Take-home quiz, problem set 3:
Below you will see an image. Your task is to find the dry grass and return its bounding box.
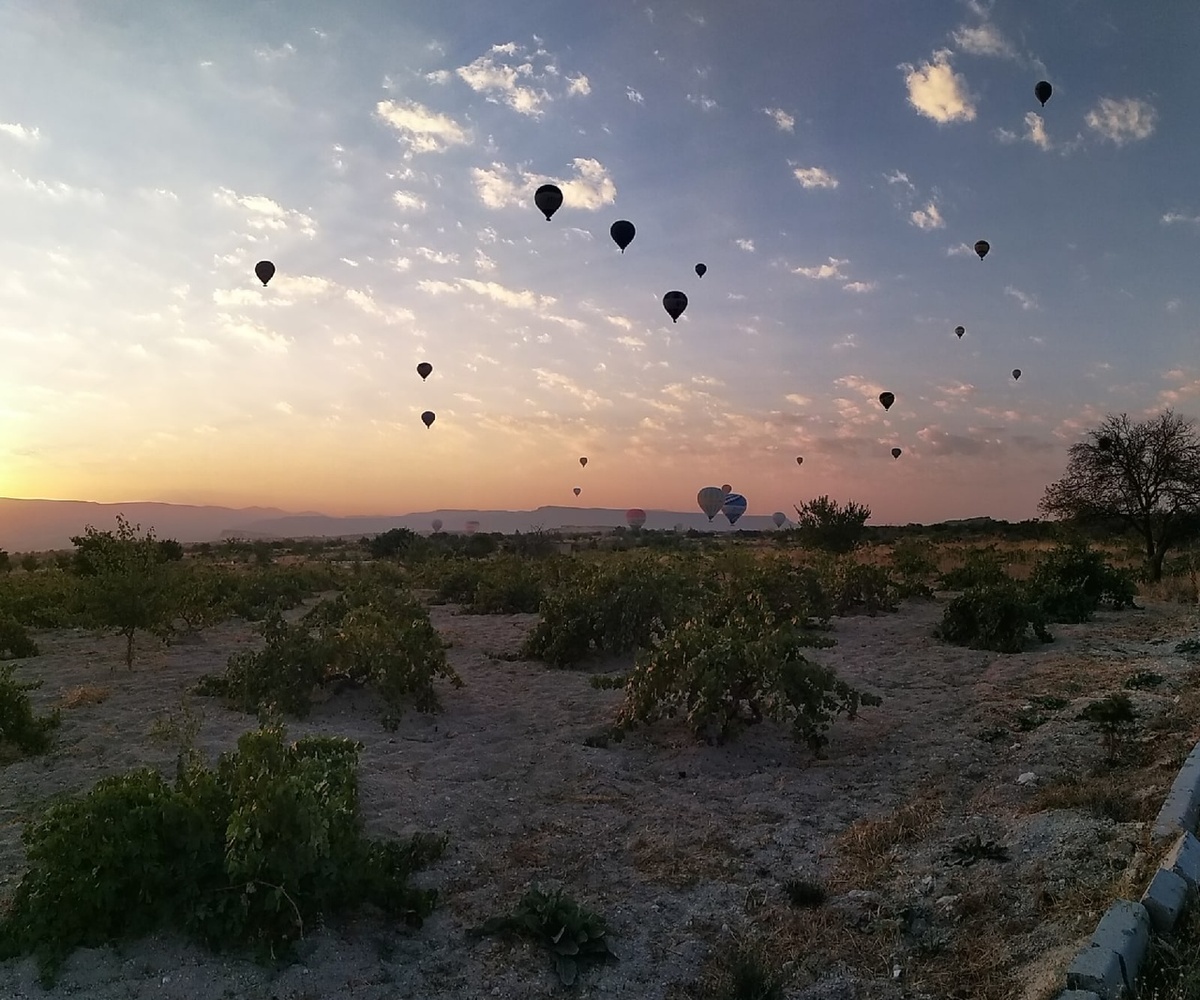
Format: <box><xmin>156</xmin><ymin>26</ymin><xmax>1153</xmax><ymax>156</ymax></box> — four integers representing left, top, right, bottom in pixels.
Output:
<box><xmin>626</xmin><ymin>816</ymin><xmax>745</xmax><ymax>889</ymax></box>
<box><xmin>58</xmin><ymin>684</ymin><xmax>111</xmax><ymax>709</ymax></box>
<box><xmin>827</xmin><ymin>785</ymin><xmax>947</xmax><ymax>890</ymax></box>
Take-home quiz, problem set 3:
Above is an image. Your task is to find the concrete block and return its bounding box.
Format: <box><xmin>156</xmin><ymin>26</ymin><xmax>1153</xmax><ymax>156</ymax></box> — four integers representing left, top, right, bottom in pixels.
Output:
<box><xmin>1141</xmin><ymin>867</ymin><xmax>1190</xmax><ymax>933</ymax></box>
<box><xmin>1152</xmin><ymin>739</ymin><xmax>1200</xmax><ymax>841</ymax></box>
<box><xmin>1090</xmin><ymin>900</ymin><xmax>1150</xmax><ymax>990</ymax></box>
<box><xmin>1163</xmin><ymin>831</ymin><xmax>1200</xmax><ymax>889</ymax></box>
<box><xmin>1066</xmin><ymin>945</ymin><xmax>1125</xmax><ymax>999</ymax></box>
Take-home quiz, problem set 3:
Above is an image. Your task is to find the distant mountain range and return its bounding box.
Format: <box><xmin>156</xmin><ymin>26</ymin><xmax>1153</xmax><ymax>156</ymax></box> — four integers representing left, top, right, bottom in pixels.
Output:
<box><xmin>0</xmin><ymin>498</ymin><xmax>786</xmax><ymax>551</ymax></box>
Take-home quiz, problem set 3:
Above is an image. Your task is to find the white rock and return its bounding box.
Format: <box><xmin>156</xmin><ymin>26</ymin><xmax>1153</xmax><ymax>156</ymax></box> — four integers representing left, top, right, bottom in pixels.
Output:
<box><xmin>1017</xmin><ymin>771</ymin><xmax>1038</xmax><ymax>785</ymax></box>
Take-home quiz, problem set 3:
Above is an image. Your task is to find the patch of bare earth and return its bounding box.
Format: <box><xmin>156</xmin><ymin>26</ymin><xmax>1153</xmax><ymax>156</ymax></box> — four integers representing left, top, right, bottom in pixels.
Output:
<box><xmin>1</xmin><ymin>593</ymin><xmax>1198</xmax><ymax>999</ymax></box>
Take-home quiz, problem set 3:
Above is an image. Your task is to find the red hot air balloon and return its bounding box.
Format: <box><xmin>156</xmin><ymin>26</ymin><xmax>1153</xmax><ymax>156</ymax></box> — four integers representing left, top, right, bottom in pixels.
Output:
<box><xmin>663</xmin><ymin>291</ymin><xmax>688</xmax><ymax>322</ymax></box>
<box><xmin>255</xmin><ymin>261</ymin><xmax>275</xmax><ymax>286</ymax></box>
<box><xmin>879</xmin><ymin>392</ymin><xmax>895</xmax><ymax>411</ymax></box>
<box><xmin>534</xmin><ymin>184</ymin><xmax>563</xmax><ymax>221</ymax></box>
<box><xmin>421</xmin><ymin>411</ymin><xmax>436</xmax><ymax>428</ymax></box>
<box><xmin>610</xmin><ymin>220</ymin><xmax>635</xmax><ymax>252</ymax></box>
<box><xmin>626</xmin><ymin>508</ymin><xmax>647</xmax><ymax>529</ymax></box>
<box><xmin>974</xmin><ymin>240</ymin><xmax>990</xmax><ymax>261</ymax></box>
<box><xmin>417</xmin><ymin>362</ymin><xmax>432</xmax><ymax>381</ymax></box>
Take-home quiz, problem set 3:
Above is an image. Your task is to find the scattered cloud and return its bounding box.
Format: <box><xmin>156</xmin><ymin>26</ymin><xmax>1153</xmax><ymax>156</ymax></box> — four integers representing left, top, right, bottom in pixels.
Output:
<box><xmin>791</xmin><ymin>165</ymin><xmax>838</xmax><ymax>190</ymax></box>
<box><xmin>733</xmin><ymin>239</ymin><xmax>756</xmax><ymax>253</ymax></box>
<box><xmin>885</xmin><ymin>170</ymin><xmax>915</xmax><ymax>192</ymax></box>
<box><xmin>910</xmin><ymin>201</ymin><xmax>944</xmax><ymax>229</ymax></box>
<box><xmin>762</xmin><ymin>107</ymin><xmax>795</xmax><ymax>132</ymax></box>
<box><xmin>900</xmin><ymin>50</ymin><xmax>977</xmax><ymax>124</ymax></box>
<box><xmin>214</xmin><ymin>187</ymin><xmax>317</xmax><ymax>237</ymax></box>
<box><xmin>7</xmin><ymin>171</ymin><xmax>104</xmax><ymax>206</ymax></box>
<box><xmin>687</xmin><ymin>94</ymin><xmax>718</xmax><ymax>111</ymax></box>
<box><xmin>1005</xmin><ymin>286</ymin><xmax>1038</xmax><ymax>310</ymax></box>
<box><xmin>424</xmin><ymin>69</ymin><xmax>452</xmax><ymax>84</ymax></box>
<box><xmin>414</xmin><ymin>246</ymin><xmax>459</xmax><ymax>265</ymax></box>
<box><xmin>626</xmin><ymin>87</ymin><xmax>644</xmax><ymax>104</ymax></box>
<box><xmin>217</xmin><ymin>314</ymin><xmax>290</xmax><ymax>354</ymax></box>
<box><xmin>793</xmin><ymin>257</ymin><xmax>849</xmax><ymax>280</ymax></box>
<box><xmin>1161</xmin><ymin>212</ymin><xmax>1200</xmax><ymax>226</ymax></box>
<box><xmin>0</xmin><ymin>122</ymin><xmax>40</xmax><ymax>143</ymax></box>
<box><xmin>1085</xmin><ymin>97</ymin><xmax>1157</xmax><ymax>146</ymax></box>
<box><xmin>951</xmin><ymin>23</ymin><xmax>1016</xmax><ymax>59</ymax></box>
<box><xmin>996</xmin><ymin>111</ymin><xmax>1051</xmax><ymax>151</ymax></box>
<box><xmin>533</xmin><ymin>368</ymin><xmax>610</xmax><ymax>410</ymax></box>
<box><xmin>374</xmin><ymin>99</ymin><xmax>471</xmax><ymax>155</ymax></box>
<box><xmin>843</xmin><ymin>281</ymin><xmax>877</xmax><ymax>293</ymax></box>
<box><xmin>566</xmin><ymin>73</ymin><xmax>591</xmax><ymax>96</ymax></box>
<box><xmin>472</xmin><ymin>157</ymin><xmax>616</xmax><ymax>211</ymax></box>
<box><xmin>391</xmin><ymin>190</ymin><xmax>427</xmax><ymax>211</ymax></box>
<box><xmin>455</xmin><ymin>43</ymin><xmax>553</xmax><ymax>117</ymax></box>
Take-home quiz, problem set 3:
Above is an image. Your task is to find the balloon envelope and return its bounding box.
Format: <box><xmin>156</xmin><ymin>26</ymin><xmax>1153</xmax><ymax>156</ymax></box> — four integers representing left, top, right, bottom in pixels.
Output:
<box><xmin>772</xmin><ymin>511</ymin><xmax>786</xmax><ymax>528</ymax></box>
<box><xmin>626</xmin><ymin>508</ymin><xmax>647</xmax><ymax>529</ymax></box>
<box><xmin>697</xmin><ymin>486</ymin><xmax>724</xmax><ymax>521</ymax></box>
<box><xmin>663</xmin><ymin>291</ymin><xmax>688</xmax><ymax>322</ymax></box>
<box><xmin>974</xmin><ymin>240</ymin><xmax>990</xmax><ymax>260</ymax></box>
<box><xmin>534</xmin><ymin>184</ymin><xmax>563</xmax><ymax>221</ymax></box>
<box><xmin>417</xmin><ymin>362</ymin><xmax>432</xmax><ymax>380</ymax></box>
<box><xmin>1035</xmin><ymin>81</ymin><xmax>1052</xmax><ymax>106</ymax></box>
<box><xmin>721</xmin><ymin>493</ymin><xmax>748</xmax><ymax>526</ymax></box>
<box><xmin>954</xmin><ymin>326</ymin><xmax>965</xmax><ymax>339</ymax></box>
<box><xmin>695</xmin><ymin>263</ymin><xmax>707</xmax><ymax>278</ymax></box>
<box><xmin>1012</xmin><ymin>369</ymin><xmax>1022</xmax><ymax>381</ymax></box>
<box><xmin>431</xmin><ymin>519</ymin><xmax>443</xmax><ymax>532</ymax></box>
<box><xmin>254</xmin><ymin>260</ymin><xmax>275</xmax><ymax>286</ymax></box>
<box><xmin>421</xmin><ymin>410</ymin><xmax>435</xmax><ymax>428</ymax></box>
<box><xmin>579</xmin><ymin>456</ymin><xmax>587</xmax><ymax>467</ymax></box>
<box><xmin>892</xmin><ymin>448</ymin><xmax>902</xmax><ymax>459</ymax></box>
<box><xmin>879</xmin><ymin>392</ymin><xmax>895</xmax><ymax>411</ymax></box>
<box><xmin>464</xmin><ymin>520</ymin><xmax>479</xmax><ymax>535</ymax></box>
<box><xmin>610</xmin><ymin>220</ymin><xmax>635</xmax><ymax>252</ymax></box>
<box><xmin>721</xmin><ymin>484</ymin><xmax>732</xmax><ymax>496</ymax></box>
<box><xmin>796</xmin><ymin>456</ymin><xmax>803</xmax><ymax>466</ymax></box>
<box><xmin>573</xmin><ymin>487</ymin><xmax>581</xmax><ymax>496</ymax></box>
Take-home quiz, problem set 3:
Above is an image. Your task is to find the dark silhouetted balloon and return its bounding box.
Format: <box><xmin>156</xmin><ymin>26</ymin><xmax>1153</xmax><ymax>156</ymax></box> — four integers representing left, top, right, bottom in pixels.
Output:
<box><xmin>879</xmin><ymin>392</ymin><xmax>895</xmax><ymax>411</ymax></box>
<box><xmin>721</xmin><ymin>484</ymin><xmax>732</xmax><ymax>496</ymax></box>
<box><xmin>955</xmin><ymin>325</ymin><xmax>965</xmax><ymax>339</ymax></box>
<box><xmin>697</xmin><ymin>486</ymin><xmax>724</xmax><ymax>520</ymax></box>
<box><xmin>573</xmin><ymin>487</ymin><xmax>581</xmax><ymax>497</ymax></box>
<box><xmin>255</xmin><ymin>261</ymin><xmax>275</xmax><ymax>286</ymax></box>
<box><xmin>772</xmin><ymin>511</ymin><xmax>786</xmax><ymax>528</ymax></box>
<box><xmin>417</xmin><ymin>362</ymin><xmax>432</xmax><ymax>381</ymax></box>
<box><xmin>421</xmin><ymin>410</ymin><xmax>435</xmax><ymax>428</ymax></box>
<box><xmin>663</xmin><ymin>290</ymin><xmax>688</xmax><ymax>322</ymax></box>
<box><xmin>1012</xmin><ymin>369</ymin><xmax>1022</xmax><ymax>381</ymax></box>
<box><xmin>796</xmin><ymin>456</ymin><xmax>803</xmax><ymax>466</ymax></box>
<box><xmin>974</xmin><ymin>240</ymin><xmax>990</xmax><ymax>261</ymax></box>
<box><xmin>610</xmin><ymin>220</ymin><xmax>635</xmax><ymax>252</ymax></box>
<box><xmin>626</xmin><ymin>508</ymin><xmax>647</xmax><ymax>529</ymax></box>
<box><xmin>892</xmin><ymin>447</ymin><xmax>902</xmax><ymax>459</ymax></box>
<box><xmin>695</xmin><ymin>263</ymin><xmax>707</xmax><ymax>278</ymax></box>
<box><xmin>431</xmin><ymin>518</ymin><xmax>443</xmax><ymax>532</ymax></box>
<box><xmin>534</xmin><ymin>184</ymin><xmax>563</xmax><ymax>221</ymax></box>
<box><xmin>579</xmin><ymin>456</ymin><xmax>587</xmax><ymax>467</ymax></box>
<box><xmin>1035</xmin><ymin>81</ymin><xmax>1053</xmax><ymax>107</ymax></box>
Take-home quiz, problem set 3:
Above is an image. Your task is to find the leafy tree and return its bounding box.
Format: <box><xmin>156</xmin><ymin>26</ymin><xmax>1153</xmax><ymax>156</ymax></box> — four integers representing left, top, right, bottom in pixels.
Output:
<box><xmin>19</xmin><ymin>554</ymin><xmax>38</xmax><ymax>573</ymax></box>
<box><xmin>367</xmin><ymin>527</ymin><xmax>419</xmax><ymax>559</ymax></box>
<box><xmin>71</xmin><ymin>516</ymin><xmax>175</xmax><ymax>669</ymax></box>
<box><xmin>792</xmin><ymin>496</ymin><xmax>872</xmax><ymax>554</ymax></box>
<box><xmin>0</xmin><ymin>550</ymin><xmax>9</xmax><ymax>574</ymax></box>
<box><xmin>1039</xmin><ymin>410</ymin><xmax>1200</xmax><ymax>581</ymax></box>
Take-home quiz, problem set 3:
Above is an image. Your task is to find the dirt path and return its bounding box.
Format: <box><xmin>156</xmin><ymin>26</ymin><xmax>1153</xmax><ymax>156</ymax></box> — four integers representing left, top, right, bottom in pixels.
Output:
<box><xmin>2</xmin><ymin>594</ymin><xmax>1198</xmax><ymax>999</ymax></box>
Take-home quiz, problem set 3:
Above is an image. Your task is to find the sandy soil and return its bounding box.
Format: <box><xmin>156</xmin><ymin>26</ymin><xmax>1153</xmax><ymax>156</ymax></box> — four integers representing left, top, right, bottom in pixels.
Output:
<box><xmin>2</xmin><ymin>592</ymin><xmax>1199</xmax><ymax>1000</ymax></box>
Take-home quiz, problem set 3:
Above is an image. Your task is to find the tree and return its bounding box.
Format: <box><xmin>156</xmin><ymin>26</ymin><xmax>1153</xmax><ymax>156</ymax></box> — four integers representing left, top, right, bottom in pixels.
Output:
<box><xmin>0</xmin><ymin>550</ymin><xmax>10</xmax><ymax>574</ymax></box>
<box><xmin>792</xmin><ymin>496</ymin><xmax>872</xmax><ymax>554</ymax></box>
<box><xmin>70</xmin><ymin>516</ymin><xmax>175</xmax><ymax>669</ymax></box>
<box><xmin>1039</xmin><ymin>410</ymin><xmax>1200</xmax><ymax>581</ymax></box>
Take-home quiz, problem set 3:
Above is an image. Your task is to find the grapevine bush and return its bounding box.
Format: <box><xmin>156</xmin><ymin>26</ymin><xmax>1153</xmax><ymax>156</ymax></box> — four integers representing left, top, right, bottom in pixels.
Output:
<box><xmin>0</xmin><ymin>662</ymin><xmax>60</xmax><ymax>762</ymax></box>
<box><xmin>934</xmin><ymin>582</ymin><xmax>1053</xmax><ymax>653</ymax></box>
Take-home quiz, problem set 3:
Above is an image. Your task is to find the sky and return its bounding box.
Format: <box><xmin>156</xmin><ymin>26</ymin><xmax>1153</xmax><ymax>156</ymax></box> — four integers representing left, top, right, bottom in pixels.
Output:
<box><xmin>0</xmin><ymin>0</ymin><xmax>1197</xmax><ymax>524</ymax></box>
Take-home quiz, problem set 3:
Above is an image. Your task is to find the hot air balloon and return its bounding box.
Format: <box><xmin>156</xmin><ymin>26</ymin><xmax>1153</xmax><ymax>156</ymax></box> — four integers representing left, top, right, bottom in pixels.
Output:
<box><xmin>721</xmin><ymin>484</ymin><xmax>732</xmax><ymax>496</ymax></box>
<box><xmin>255</xmin><ymin>261</ymin><xmax>275</xmax><ymax>286</ymax></box>
<box><xmin>464</xmin><ymin>520</ymin><xmax>480</xmax><ymax>535</ymax></box>
<box><xmin>579</xmin><ymin>457</ymin><xmax>588</xmax><ymax>467</ymax></box>
<box><xmin>626</xmin><ymin>508</ymin><xmax>646</xmax><ymax>530</ymax></box>
<box><xmin>417</xmin><ymin>362</ymin><xmax>433</xmax><ymax>381</ymax></box>
<box><xmin>796</xmin><ymin>456</ymin><xmax>804</xmax><ymax>466</ymax></box>
<box><xmin>573</xmin><ymin>487</ymin><xmax>581</xmax><ymax>497</ymax></box>
<box><xmin>974</xmin><ymin>240</ymin><xmax>990</xmax><ymax>261</ymax></box>
<box><xmin>695</xmin><ymin>263</ymin><xmax>707</xmax><ymax>278</ymax></box>
<box><xmin>421</xmin><ymin>411</ymin><xmax>436</xmax><ymax>428</ymax></box>
<box><xmin>1012</xmin><ymin>369</ymin><xmax>1022</xmax><ymax>381</ymax></box>
<box><xmin>431</xmin><ymin>518</ymin><xmax>443</xmax><ymax>532</ymax></box>
<box><xmin>674</xmin><ymin>522</ymin><xmax>684</xmax><ymax>533</ymax></box>
<box><xmin>534</xmin><ymin>184</ymin><xmax>563</xmax><ymax>221</ymax></box>
<box><xmin>610</xmin><ymin>220</ymin><xmax>635</xmax><ymax>252</ymax></box>
<box><xmin>879</xmin><ymin>392</ymin><xmax>895</xmax><ymax>411</ymax></box>
<box><xmin>663</xmin><ymin>291</ymin><xmax>688</xmax><ymax>323</ymax></box>
<box><xmin>697</xmin><ymin>486</ymin><xmax>724</xmax><ymax>521</ymax></box>
<box><xmin>1098</xmin><ymin>436</ymin><xmax>1113</xmax><ymax>452</ymax></box>
<box><xmin>892</xmin><ymin>448</ymin><xmax>902</xmax><ymax>459</ymax></box>
<box><xmin>1034</xmin><ymin>81</ymin><xmax>1053</xmax><ymax>107</ymax></box>
<box><xmin>722</xmin><ymin>493</ymin><xmax>748</xmax><ymax>526</ymax></box>
<box><xmin>955</xmin><ymin>326</ymin><xmax>965</xmax><ymax>339</ymax></box>
<box><xmin>772</xmin><ymin>511</ymin><xmax>787</xmax><ymax>528</ymax></box>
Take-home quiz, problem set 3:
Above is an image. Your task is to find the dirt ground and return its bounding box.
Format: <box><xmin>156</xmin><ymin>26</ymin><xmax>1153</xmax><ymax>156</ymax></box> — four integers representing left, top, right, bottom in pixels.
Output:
<box><xmin>2</xmin><ymin>591</ymin><xmax>1199</xmax><ymax>1000</ymax></box>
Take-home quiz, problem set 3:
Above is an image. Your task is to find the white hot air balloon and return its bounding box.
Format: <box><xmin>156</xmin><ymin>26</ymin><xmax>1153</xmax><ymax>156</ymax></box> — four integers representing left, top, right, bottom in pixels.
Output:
<box><xmin>431</xmin><ymin>518</ymin><xmax>443</xmax><ymax>532</ymax></box>
<box><xmin>772</xmin><ymin>511</ymin><xmax>787</xmax><ymax>528</ymax></box>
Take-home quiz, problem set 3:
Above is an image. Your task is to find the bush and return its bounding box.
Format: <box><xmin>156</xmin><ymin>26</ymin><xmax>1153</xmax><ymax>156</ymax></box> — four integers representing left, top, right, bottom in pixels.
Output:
<box><xmin>935</xmin><ymin>582</ymin><xmax>1053</xmax><ymax>653</ymax></box>
<box><xmin>0</xmin><ymin>570</ymin><xmax>83</xmax><ymax>628</ymax></box>
<box><xmin>822</xmin><ymin>559</ymin><xmax>899</xmax><ymax>616</ymax></box>
<box><xmin>616</xmin><ymin>600</ymin><xmax>880</xmax><ymax>754</ymax></box>
<box><xmin>890</xmin><ymin>540</ymin><xmax>938</xmax><ymax>598</ymax></box>
<box><xmin>1027</xmin><ymin>539</ymin><xmax>1138</xmax><ymax>623</ymax></box>
<box><xmin>367</xmin><ymin>527</ymin><xmax>421</xmax><ymax>560</ymax></box>
<box><xmin>0</xmin><ymin>662</ymin><xmax>61</xmax><ymax>762</ymax></box>
<box><xmin>938</xmin><ymin>545</ymin><xmax>1010</xmax><ymax>590</ymax></box>
<box><xmin>0</xmin><ymin>613</ymin><xmax>39</xmax><ymax>659</ymax></box>
<box><xmin>792</xmin><ymin>496</ymin><xmax>872</xmax><ymax>554</ymax></box>
<box><xmin>424</xmin><ymin>556</ymin><xmax>551</xmax><ymax>614</ymax></box>
<box><xmin>226</xmin><ymin>562</ymin><xmax>342</xmax><ymax>621</ymax></box>
<box><xmin>0</xmin><ymin>725</ymin><xmax>444</xmax><ymax>984</ymax></box>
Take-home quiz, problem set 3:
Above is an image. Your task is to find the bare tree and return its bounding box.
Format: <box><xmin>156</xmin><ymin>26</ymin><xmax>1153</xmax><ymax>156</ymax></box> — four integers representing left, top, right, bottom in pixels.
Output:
<box><xmin>1039</xmin><ymin>410</ymin><xmax>1200</xmax><ymax>580</ymax></box>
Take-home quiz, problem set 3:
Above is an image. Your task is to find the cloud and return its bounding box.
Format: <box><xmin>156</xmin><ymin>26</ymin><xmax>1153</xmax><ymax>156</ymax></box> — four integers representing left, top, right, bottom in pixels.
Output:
<box><xmin>344</xmin><ymin>289</ymin><xmax>415</xmax><ymax>324</ymax></box>
<box><xmin>910</xmin><ymin>201</ymin><xmax>944</xmax><ymax>229</ymax></box>
<box><xmin>762</xmin><ymin>107</ymin><xmax>795</xmax><ymax>132</ymax></box>
<box><xmin>996</xmin><ymin>111</ymin><xmax>1052</xmax><ymax>151</ymax></box>
<box><xmin>474</xmin><ymin>249</ymin><xmax>497</xmax><ymax>271</ymax></box>
<box><xmin>533</xmin><ymin>368</ymin><xmax>610</xmax><ymax>410</ymax></box>
<box><xmin>885</xmin><ymin>170</ymin><xmax>915</xmax><ymax>192</ymax></box>
<box><xmin>626</xmin><ymin>87</ymin><xmax>644</xmax><ymax>104</ymax></box>
<box><xmin>792</xmin><ymin>165</ymin><xmax>838</xmax><ymax>190</ymax></box>
<box><xmin>1004</xmin><ymin>285</ymin><xmax>1038</xmax><ymax>310</ymax></box>
<box><xmin>735</xmin><ymin>238</ymin><xmax>755</xmax><ymax>252</ymax></box>
<box><xmin>1085</xmin><ymin>97</ymin><xmax>1157</xmax><ymax>146</ymax></box>
<box><xmin>472</xmin><ymin>158</ymin><xmax>616</xmax><ymax>212</ymax></box>
<box><xmin>1163</xmin><ymin>212</ymin><xmax>1200</xmax><ymax>226</ymax></box>
<box><xmin>214</xmin><ymin>187</ymin><xmax>317</xmax><ymax>237</ymax></box>
<box><xmin>414</xmin><ymin>246</ymin><xmax>459</xmax><ymax>265</ymax></box>
<box><xmin>687</xmin><ymin>94</ymin><xmax>718</xmax><ymax>111</ymax></box>
<box><xmin>843</xmin><ymin>281</ymin><xmax>877</xmax><ymax>293</ymax></box>
<box><xmin>7</xmin><ymin>170</ymin><xmax>104</xmax><ymax>206</ymax></box>
<box><xmin>900</xmin><ymin>50</ymin><xmax>976</xmax><ymax>124</ymax></box>
<box><xmin>391</xmin><ymin>190</ymin><xmax>427</xmax><ymax>211</ymax></box>
<box><xmin>456</xmin><ymin>50</ymin><xmax>549</xmax><ymax>117</ymax></box>
<box><xmin>375</xmin><ymin>99</ymin><xmax>470</xmax><ymax>155</ymax></box>
<box><xmin>946</xmin><ymin>242</ymin><xmax>976</xmax><ymax>257</ymax></box>
<box><xmin>254</xmin><ymin>43</ymin><xmax>296</xmax><ymax>62</ymax></box>
<box><xmin>217</xmin><ymin>314</ymin><xmax>290</xmax><ymax>354</ymax></box>
<box><xmin>951</xmin><ymin>23</ymin><xmax>1016</xmax><ymax>58</ymax></box>
<box><xmin>916</xmin><ymin>425</ymin><xmax>997</xmax><ymax>456</ymax></box>
<box><xmin>616</xmin><ymin>336</ymin><xmax>646</xmax><ymax>349</ymax></box>
<box><xmin>0</xmin><ymin>122</ymin><xmax>40</xmax><ymax>143</ymax></box>
<box><xmin>567</xmin><ymin>73</ymin><xmax>591</xmax><ymax>96</ymax></box>
<box><xmin>785</xmin><ymin>394</ymin><xmax>811</xmax><ymax>407</ymax></box>
<box><xmin>793</xmin><ymin>257</ymin><xmax>849</xmax><ymax>280</ymax></box>
<box><xmin>424</xmin><ymin>69</ymin><xmax>452</xmax><ymax>84</ymax></box>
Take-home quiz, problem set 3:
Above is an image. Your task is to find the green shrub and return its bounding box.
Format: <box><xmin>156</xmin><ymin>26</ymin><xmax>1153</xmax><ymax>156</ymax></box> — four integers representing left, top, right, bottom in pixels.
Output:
<box><xmin>425</xmin><ymin>556</ymin><xmax>551</xmax><ymax>614</ymax></box>
<box><xmin>938</xmin><ymin>545</ymin><xmax>1010</xmax><ymax>590</ymax></box>
<box><xmin>226</xmin><ymin>563</ymin><xmax>341</xmax><ymax>622</ymax></box>
<box><xmin>0</xmin><ymin>726</ymin><xmax>444</xmax><ymax>984</ymax></box>
<box><xmin>0</xmin><ymin>663</ymin><xmax>60</xmax><ymax>762</ymax></box>
<box><xmin>1079</xmin><ymin>693</ymin><xmax>1138</xmax><ymax>763</ymax></box>
<box><xmin>934</xmin><ymin>582</ymin><xmax>1053</xmax><ymax>653</ymax></box>
<box><xmin>823</xmin><ymin>559</ymin><xmax>899</xmax><ymax>616</ymax></box>
<box><xmin>792</xmin><ymin>495</ymin><xmax>871</xmax><ymax>554</ymax></box>
<box><xmin>616</xmin><ymin>600</ymin><xmax>880</xmax><ymax>754</ymax></box>
<box><xmin>0</xmin><ymin>570</ymin><xmax>84</xmax><ymax>628</ymax></box>
<box><xmin>890</xmin><ymin>539</ymin><xmax>938</xmax><ymax>598</ymax></box>
<box><xmin>0</xmin><ymin>613</ymin><xmax>39</xmax><ymax>659</ymax></box>
<box><xmin>1027</xmin><ymin>540</ymin><xmax>1138</xmax><ymax>623</ymax></box>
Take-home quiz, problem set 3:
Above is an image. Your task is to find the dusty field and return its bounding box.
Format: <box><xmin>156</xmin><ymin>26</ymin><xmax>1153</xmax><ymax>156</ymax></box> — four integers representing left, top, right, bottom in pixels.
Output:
<box><xmin>2</xmin><ymin>591</ymin><xmax>1199</xmax><ymax>1000</ymax></box>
